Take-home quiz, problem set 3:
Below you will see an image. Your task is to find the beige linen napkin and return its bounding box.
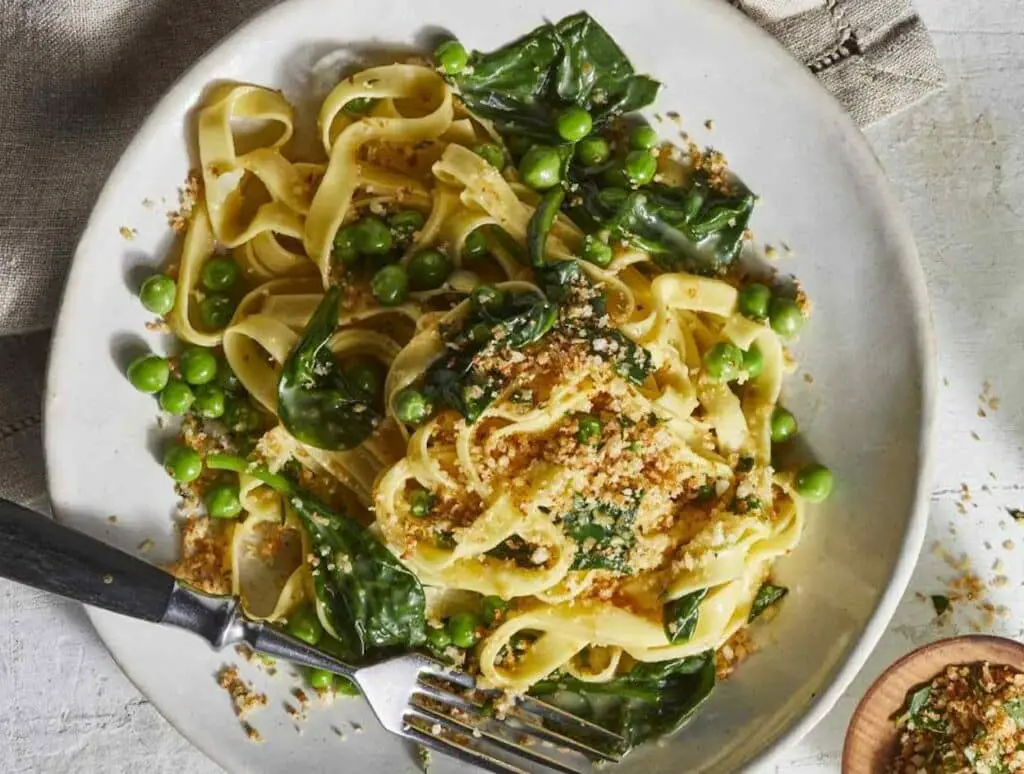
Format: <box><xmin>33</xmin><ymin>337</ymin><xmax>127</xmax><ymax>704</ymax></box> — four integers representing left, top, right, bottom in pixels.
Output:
<box><xmin>0</xmin><ymin>0</ymin><xmax>943</xmax><ymax>510</ymax></box>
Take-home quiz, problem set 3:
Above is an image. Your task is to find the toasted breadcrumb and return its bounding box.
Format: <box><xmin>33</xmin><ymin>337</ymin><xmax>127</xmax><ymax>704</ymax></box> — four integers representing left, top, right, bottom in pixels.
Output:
<box><xmin>217</xmin><ymin>665</ymin><xmax>268</xmax><ymax>719</ymax></box>
<box><xmin>167</xmin><ymin>171</ymin><xmax>201</xmax><ymax>233</ymax></box>
<box><xmin>889</xmin><ymin>662</ymin><xmax>1024</xmax><ymax>774</ymax></box>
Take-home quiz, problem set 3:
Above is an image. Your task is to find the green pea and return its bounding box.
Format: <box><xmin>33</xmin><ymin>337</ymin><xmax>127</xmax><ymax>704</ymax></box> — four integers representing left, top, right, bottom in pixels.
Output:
<box><xmin>518</xmin><ymin>146</ymin><xmax>562</xmax><ymax>191</ymax></box>
<box><xmin>463</xmin><ymin>228</ymin><xmax>488</xmax><ymax>259</ymax></box>
<box><xmin>407</xmin><ymin>249</ymin><xmax>451</xmax><ymax>291</ymax></box>
<box><xmin>575</xmin><ymin>136</ymin><xmax>610</xmax><ymax>166</ymax></box>
<box><xmin>446</xmin><ymin>612</ymin><xmax>481</xmax><ymax>649</ymax></box>
<box><xmin>223</xmin><ymin>398</ymin><xmax>263</xmax><ymax>435</ymax></box>
<box><xmin>468</xmin><ymin>323</ymin><xmax>492</xmax><ymax>344</ymax></box>
<box><xmin>163</xmin><ymin>444</ymin><xmax>202</xmax><ymax>483</ymax></box>
<box><xmin>743</xmin><ymin>344</ymin><xmax>764</xmax><ymax>380</ymax></box>
<box><xmin>769</xmin><ymin>298</ymin><xmax>804</xmax><ymax>338</ymax></box>
<box><xmin>343</xmin><ymin>359</ymin><xmax>384</xmax><ymax>402</ymax></box>
<box><xmin>179</xmin><ymin>346</ymin><xmax>218</xmax><ymax>386</ymax></box>
<box><xmin>335</xmin><ymin>677</ymin><xmax>360</xmax><ymax>696</ymax></box>
<box><xmin>286</xmin><ymin>605</ymin><xmax>324</xmax><ymax>646</ymax></box>
<box><xmin>795</xmin><ymin>463</ymin><xmax>834</xmax><ymax>503</ymax></box>
<box><xmin>738</xmin><ymin>283</ymin><xmax>771</xmax><ymax>321</ymax></box>
<box><xmin>582</xmin><ymin>235</ymin><xmax>612</xmax><ymax>268</ymax></box>
<box><xmin>205</xmin><ymin>483</ymin><xmax>242</xmax><ymax>519</ymax></box>
<box><xmin>436</xmin><ymin>40</ymin><xmax>468</xmax><ymax>75</ymax></box>
<box><xmin>159</xmin><ymin>380</ymin><xmax>194</xmax><ymax>415</ymax></box>
<box><xmin>474</xmin><ymin>143</ymin><xmax>505</xmax><ymax>170</ymax></box>
<box><xmin>481</xmin><ymin>595</ymin><xmax>508</xmax><ymax>625</ymax></box>
<box><xmin>426</xmin><ymin>625</ymin><xmax>452</xmax><ymax>650</ymax></box>
<box><xmin>371</xmin><ymin>264</ymin><xmax>409</xmax><ymax>306</ymax></box>
<box><xmin>342</xmin><ymin>97</ymin><xmax>376</xmax><ymax>115</ymax></box>
<box><xmin>771</xmin><ymin>407</ymin><xmax>798</xmax><ymax>443</ymax></box>
<box><xmin>556</xmin><ymin>106</ymin><xmax>593</xmax><ymax>142</ymax></box>
<box><xmin>703</xmin><ymin>342</ymin><xmax>744</xmax><ymax>381</ymax></box>
<box><xmin>201</xmin><ymin>257</ymin><xmax>240</xmax><ymax>292</ymax></box>
<box><xmin>388</xmin><ymin>210</ymin><xmax>425</xmax><ymax>242</ymax></box>
<box><xmin>395</xmin><ymin>387</ymin><xmax>432</xmax><ymax>425</ymax></box>
<box><xmin>332</xmin><ymin>224</ymin><xmax>360</xmax><ymax>265</ymax></box>
<box><xmin>139</xmin><ymin>275</ymin><xmax>176</xmax><ymax>316</ymax></box>
<box><xmin>577</xmin><ymin>414</ymin><xmax>602</xmax><ymax>445</ymax></box>
<box><xmin>354</xmin><ymin>216</ymin><xmax>393</xmax><ymax>256</ymax></box>
<box><xmin>471</xmin><ymin>284</ymin><xmax>506</xmax><ymax>315</ymax></box>
<box><xmin>624</xmin><ymin>150</ymin><xmax>657</xmax><ymax>186</ymax></box>
<box><xmin>308</xmin><ymin>668</ymin><xmax>335</xmax><ymax>691</ymax></box>
<box><xmin>193</xmin><ymin>384</ymin><xmax>226</xmax><ymax>419</ymax></box>
<box><xmin>198</xmin><ymin>293</ymin><xmax>235</xmax><ymax>330</ymax></box>
<box><xmin>126</xmin><ymin>354</ymin><xmax>170</xmax><ymax>394</ymax></box>
<box><xmin>630</xmin><ymin>124</ymin><xmax>659</xmax><ymax>151</ymax></box>
<box><xmin>409</xmin><ymin>487</ymin><xmax>435</xmax><ymax>517</ymax></box>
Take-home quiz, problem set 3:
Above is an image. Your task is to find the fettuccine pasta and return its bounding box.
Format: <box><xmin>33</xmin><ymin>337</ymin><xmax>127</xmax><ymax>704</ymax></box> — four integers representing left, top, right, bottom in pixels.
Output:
<box><xmin>140</xmin><ymin>12</ymin><xmax>832</xmax><ymax>750</ymax></box>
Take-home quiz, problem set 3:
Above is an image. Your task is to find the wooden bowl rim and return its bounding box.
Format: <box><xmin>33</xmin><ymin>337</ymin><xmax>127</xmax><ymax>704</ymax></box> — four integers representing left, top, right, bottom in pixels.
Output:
<box><xmin>841</xmin><ymin>634</ymin><xmax>1024</xmax><ymax>773</ymax></box>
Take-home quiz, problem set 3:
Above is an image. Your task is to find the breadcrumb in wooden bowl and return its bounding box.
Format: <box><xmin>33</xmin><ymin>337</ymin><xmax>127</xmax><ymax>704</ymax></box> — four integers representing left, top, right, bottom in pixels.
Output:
<box><xmin>843</xmin><ymin>635</ymin><xmax>1024</xmax><ymax>774</ymax></box>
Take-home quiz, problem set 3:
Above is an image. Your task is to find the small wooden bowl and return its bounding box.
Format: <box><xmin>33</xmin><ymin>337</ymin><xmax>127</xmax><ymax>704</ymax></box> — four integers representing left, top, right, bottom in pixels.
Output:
<box><xmin>842</xmin><ymin>635</ymin><xmax>1024</xmax><ymax>774</ymax></box>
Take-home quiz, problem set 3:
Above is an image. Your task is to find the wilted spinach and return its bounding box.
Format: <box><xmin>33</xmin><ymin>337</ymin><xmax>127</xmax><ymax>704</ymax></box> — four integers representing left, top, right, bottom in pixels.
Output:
<box><xmin>531</xmin><ymin>650</ymin><xmax>716</xmax><ymax>746</ymax></box>
<box><xmin>421</xmin><ymin>288</ymin><xmax>557</xmax><ymax>423</ymax></box>
<box><xmin>577</xmin><ymin>179</ymin><xmax>755</xmax><ymax>273</ymax></box>
<box><xmin>527</xmin><ymin>187</ymin><xmax>567</xmax><ymax>267</ymax></box>
<box><xmin>278</xmin><ymin>287</ymin><xmax>379</xmax><ymax>450</ymax></box>
<box><xmin>930</xmin><ymin>594</ymin><xmax>950</xmax><ymax>617</ymax></box>
<box><xmin>1005</xmin><ymin>699</ymin><xmax>1024</xmax><ymax>725</ymax></box>
<box><xmin>663</xmin><ymin>588</ymin><xmax>708</xmax><ymax>643</ymax></box>
<box><xmin>447</xmin><ymin>12</ymin><xmax>659</xmax><ymax>142</ymax></box>
<box><xmin>748</xmin><ymin>582</ymin><xmax>788</xmax><ymax>623</ymax></box>
<box><xmin>534</xmin><ymin>261</ymin><xmax>654</xmax><ymax>386</ymax></box>
<box><xmin>562</xmin><ymin>492</ymin><xmax>642</xmax><ymax>572</ymax></box>
<box><xmin>290</xmin><ymin>490</ymin><xmax>426</xmax><ymax>658</ymax></box>
<box><xmin>895</xmin><ymin>684</ymin><xmax>947</xmax><ymax>734</ymax></box>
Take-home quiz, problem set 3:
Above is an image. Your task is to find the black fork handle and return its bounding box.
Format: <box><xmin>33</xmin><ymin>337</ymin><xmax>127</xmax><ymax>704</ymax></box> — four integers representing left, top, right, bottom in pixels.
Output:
<box><xmin>0</xmin><ymin>498</ymin><xmax>174</xmax><ymax>622</ymax></box>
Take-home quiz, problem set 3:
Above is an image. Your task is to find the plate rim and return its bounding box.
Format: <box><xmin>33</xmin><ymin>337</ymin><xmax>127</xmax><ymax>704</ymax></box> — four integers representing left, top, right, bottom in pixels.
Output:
<box><xmin>42</xmin><ymin>0</ymin><xmax>937</xmax><ymax>770</ymax></box>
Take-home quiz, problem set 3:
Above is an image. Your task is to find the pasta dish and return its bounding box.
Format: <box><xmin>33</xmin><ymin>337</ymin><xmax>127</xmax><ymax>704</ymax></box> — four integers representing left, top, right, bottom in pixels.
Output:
<box><xmin>125</xmin><ymin>11</ymin><xmax>834</xmax><ymax>748</ymax></box>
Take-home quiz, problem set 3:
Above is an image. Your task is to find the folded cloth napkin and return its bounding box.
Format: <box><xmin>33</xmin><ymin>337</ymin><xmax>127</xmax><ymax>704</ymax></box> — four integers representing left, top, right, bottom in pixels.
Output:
<box><xmin>0</xmin><ymin>0</ymin><xmax>944</xmax><ymax>510</ymax></box>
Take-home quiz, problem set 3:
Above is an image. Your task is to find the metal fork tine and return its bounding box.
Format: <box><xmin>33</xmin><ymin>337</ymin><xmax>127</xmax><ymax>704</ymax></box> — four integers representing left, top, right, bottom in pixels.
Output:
<box><xmin>403</xmin><ymin>709</ymin><xmax>527</xmax><ymax>774</ymax></box>
<box><xmin>415</xmin><ymin>674</ymin><xmax>623</xmax><ymax>763</ymax></box>
<box><xmin>516</xmin><ymin>694</ymin><xmax>628</xmax><ymax>750</ymax></box>
<box><xmin>420</xmin><ymin>661</ymin><xmax>477</xmax><ymax>689</ymax></box>
<box><xmin>410</xmin><ymin>694</ymin><xmax>588</xmax><ymax>774</ymax></box>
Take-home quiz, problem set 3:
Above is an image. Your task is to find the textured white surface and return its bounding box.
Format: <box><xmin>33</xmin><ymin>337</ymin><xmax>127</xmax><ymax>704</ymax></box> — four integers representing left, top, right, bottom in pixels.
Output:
<box><xmin>2</xmin><ymin>1</ymin><xmax>1022</xmax><ymax>772</ymax></box>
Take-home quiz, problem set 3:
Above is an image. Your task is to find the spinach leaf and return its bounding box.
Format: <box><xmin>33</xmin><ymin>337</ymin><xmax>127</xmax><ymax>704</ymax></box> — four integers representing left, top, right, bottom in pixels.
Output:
<box><xmin>420</xmin><ymin>288</ymin><xmax>556</xmax><ymax>423</ymax></box>
<box><xmin>485</xmin><ymin>535</ymin><xmax>540</xmax><ymax>566</ymax></box>
<box><xmin>531</xmin><ymin>650</ymin><xmax>716</xmax><ymax>746</ymax></box>
<box><xmin>278</xmin><ymin>287</ymin><xmax>379</xmax><ymax>450</ymax></box>
<box><xmin>551</xmin><ymin>12</ymin><xmax>660</xmax><ymax>124</ymax></box>
<box><xmin>533</xmin><ymin>261</ymin><xmax>653</xmax><ymax>386</ymax></box>
<box><xmin>290</xmin><ymin>490</ymin><xmax>426</xmax><ymax>658</ymax></box>
<box><xmin>930</xmin><ymin>594</ymin><xmax>950</xmax><ymax>617</ymax></box>
<box><xmin>1005</xmin><ymin>699</ymin><xmax>1024</xmax><ymax>726</ymax></box>
<box><xmin>748</xmin><ymin>583</ymin><xmax>788</xmax><ymax>623</ymax></box>
<box><xmin>527</xmin><ymin>187</ymin><xmax>566</xmax><ymax>267</ymax></box>
<box><xmin>907</xmin><ymin>685</ymin><xmax>931</xmax><ymax>716</ymax></box>
<box><xmin>578</xmin><ymin>179</ymin><xmax>755</xmax><ymax>273</ymax></box>
<box><xmin>449</xmin><ymin>13</ymin><xmax>660</xmax><ymax>141</ymax></box>
<box><xmin>663</xmin><ymin>588</ymin><xmax>708</xmax><ymax>643</ymax></box>
<box><xmin>895</xmin><ymin>683</ymin><xmax>947</xmax><ymax>734</ymax></box>
<box><xmin>562</xmin><ymin>492</ymin><xmax>642</xmax><ymax>572</ymax></box>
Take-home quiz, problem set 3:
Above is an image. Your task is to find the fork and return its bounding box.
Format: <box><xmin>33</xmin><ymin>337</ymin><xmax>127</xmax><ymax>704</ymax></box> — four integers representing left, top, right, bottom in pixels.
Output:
<box><xmin>0</xmin><ymin>498</ymin><xmax>626</xmax><ymax>773</ymax></box>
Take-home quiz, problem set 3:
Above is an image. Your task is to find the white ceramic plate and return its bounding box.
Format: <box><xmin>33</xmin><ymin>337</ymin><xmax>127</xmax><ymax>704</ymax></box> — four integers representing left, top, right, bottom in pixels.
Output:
<box><xmin>44</xmin><ymin>0</ymin><xmax>936</xmax><ymax>771</ymax></box>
